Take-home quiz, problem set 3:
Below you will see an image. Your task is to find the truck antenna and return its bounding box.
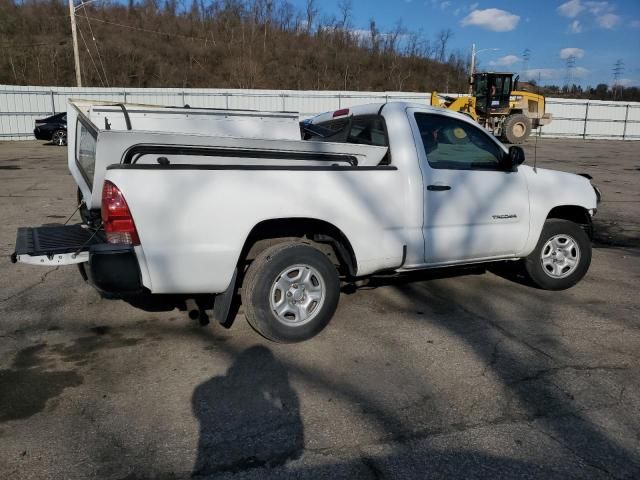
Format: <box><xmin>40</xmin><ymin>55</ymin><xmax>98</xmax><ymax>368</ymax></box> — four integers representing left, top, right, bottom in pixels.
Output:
<box><xmin>533</xmin><ymin>73</ymin><xmax>542</xmax><ymax>172</ymax></box>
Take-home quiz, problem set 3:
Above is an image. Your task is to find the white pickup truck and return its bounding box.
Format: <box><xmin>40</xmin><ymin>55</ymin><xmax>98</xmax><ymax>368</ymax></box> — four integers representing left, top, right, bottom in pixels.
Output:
<box><xmin>12</xmin><ymin>100</ymin><xmax>600</xmax><ymax>342</ymax></box>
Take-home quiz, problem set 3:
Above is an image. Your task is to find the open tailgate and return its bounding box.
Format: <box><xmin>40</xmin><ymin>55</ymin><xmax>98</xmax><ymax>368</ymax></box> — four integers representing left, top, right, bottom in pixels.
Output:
<box><xmin>11</xmin><ymin>224</ymin><xmax>103</xmax><ymax>266</ymax></box>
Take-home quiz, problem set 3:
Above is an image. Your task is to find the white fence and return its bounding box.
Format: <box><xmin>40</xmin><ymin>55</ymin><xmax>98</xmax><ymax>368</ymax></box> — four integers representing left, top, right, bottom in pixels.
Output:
<box><xmin>1</xmin><ymin>84</ymin><xmax>639</xmax><ymax>140</ymax></box>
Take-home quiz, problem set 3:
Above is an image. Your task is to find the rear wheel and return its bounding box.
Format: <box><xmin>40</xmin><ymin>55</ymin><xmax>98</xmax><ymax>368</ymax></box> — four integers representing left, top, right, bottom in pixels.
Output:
<box><xmin>524</xmin><ymin>219</ymin><xmax>591</xmax><ymax>290</ymax></box>
<box><xmin>242</xmin><ymin>242</ymin><xmax>340</xmax><ymax>343</ymax></box>
<box><xmin>502</xmin><ymin>114</ymin><xmax>531</xmax><ymax>144</ymax></box>
<box><xmin>52</xmin><ymin>129</ymin><xmax>67</xmax><ymax>146</ymax></box>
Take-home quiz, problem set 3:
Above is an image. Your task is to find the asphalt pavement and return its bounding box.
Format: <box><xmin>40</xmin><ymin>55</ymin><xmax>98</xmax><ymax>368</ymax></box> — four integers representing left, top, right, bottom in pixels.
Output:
<box><xmin>0</xmin><ymin>138</ymin><xmax>639</xmax><ymax>479</ymax></box>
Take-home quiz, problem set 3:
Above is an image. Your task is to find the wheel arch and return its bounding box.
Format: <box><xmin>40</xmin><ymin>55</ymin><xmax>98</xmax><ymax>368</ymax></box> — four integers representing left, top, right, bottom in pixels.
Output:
<box><xmin>546</xmin><ymin>205</ymin><xmax>593</xmax><ymax>239</ymax></box>
<box><xmin>239</xmin><ymin>217</ymin><xmax>358</xmax><ymax>277</ymax></box>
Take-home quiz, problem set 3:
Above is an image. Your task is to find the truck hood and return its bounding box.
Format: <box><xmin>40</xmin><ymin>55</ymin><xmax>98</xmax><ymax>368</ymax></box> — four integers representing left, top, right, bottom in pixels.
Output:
<box><xmin>521</xmin><ymin>164</ymin><xmax>598</xmax><ymax>212</ymax></box>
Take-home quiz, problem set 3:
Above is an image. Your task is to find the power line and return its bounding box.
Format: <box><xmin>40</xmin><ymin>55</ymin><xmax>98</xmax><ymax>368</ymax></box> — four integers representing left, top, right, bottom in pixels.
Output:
<box><xmin>0</xmin><ymin>41</ymin><xmax>67</xmax><ymax>49</ymax></box>
<box><xmin>76</xmin><ymin>21</ymin><xmax>106</xmax><ymax>87</ymax></box>
<box><xmin>78</xmin><ymin>2</ymin><xmax>110</xmax><ymax>87</ymax></box>
<box><xmin>75</xmin><ymin>14</ymin><xmax>211</xmax><ymax>42</ymax></box>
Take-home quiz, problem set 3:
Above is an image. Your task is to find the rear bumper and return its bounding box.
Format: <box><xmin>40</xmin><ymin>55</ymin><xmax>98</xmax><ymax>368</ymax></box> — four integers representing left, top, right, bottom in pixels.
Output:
<box><xmin>12</xmin><ymin>224</ymin><xmax>142</xmax><ymax>295</ymax></box>
<box><xmin>88</xmin><ymin>244</ymin><xmax>143</xmax><ymax>295</ymax></box>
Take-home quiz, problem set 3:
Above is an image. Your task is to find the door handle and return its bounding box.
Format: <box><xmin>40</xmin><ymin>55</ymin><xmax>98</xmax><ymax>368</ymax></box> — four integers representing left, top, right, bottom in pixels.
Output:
<box><xmin>427</xmin><ymin>185</ymin><xmax>451</xmax><ymax>191</ymax></box>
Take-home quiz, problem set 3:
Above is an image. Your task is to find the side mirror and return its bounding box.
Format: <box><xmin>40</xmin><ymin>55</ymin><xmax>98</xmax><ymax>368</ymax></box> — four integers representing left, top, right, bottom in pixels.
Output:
<box><xmin>504</xmin><ymin>146</ymin><xmax>525</xmax><ymax>170</ymax></box>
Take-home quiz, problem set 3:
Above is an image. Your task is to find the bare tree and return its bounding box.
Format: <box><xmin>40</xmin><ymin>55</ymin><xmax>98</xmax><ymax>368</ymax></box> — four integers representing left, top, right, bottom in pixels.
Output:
<box><xmin>337</xmin><ymin>0</ymin><xmax>352</xmax><ymax>29</ymax></box>
<box><xmin>0</xmin><ymin>0</ymin><xmax>475</xmax><ymax>94</ymax></box>
<box><xmin>436</xmin><ymin>28</ymin><xmax>452</xmax><ymax>62</ymax></box>
<box><xmin>305</xmin><ymin>0</ymin><xmax>317</xmax><ymax>33</ymax></box>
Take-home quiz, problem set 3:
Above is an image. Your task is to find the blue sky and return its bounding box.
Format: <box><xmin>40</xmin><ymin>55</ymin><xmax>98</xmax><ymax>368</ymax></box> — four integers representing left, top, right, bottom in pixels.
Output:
<box><xmin>289</xmin><ymin>0</ymin><xmax>640</xmax><ymax>87</ymax></box>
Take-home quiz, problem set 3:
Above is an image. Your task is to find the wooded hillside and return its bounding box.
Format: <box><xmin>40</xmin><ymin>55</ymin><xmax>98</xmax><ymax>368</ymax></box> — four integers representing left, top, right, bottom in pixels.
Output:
<box><xmin>0</xmin><ymin>0</ymin><xmax>469</xmax><ymax>91</ymax></box>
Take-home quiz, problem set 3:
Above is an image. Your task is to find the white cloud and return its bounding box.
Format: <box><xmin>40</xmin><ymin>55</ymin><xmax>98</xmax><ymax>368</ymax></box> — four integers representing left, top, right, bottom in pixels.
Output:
<box><xmin>430</xmin><ymin>0</ymin><xmax>451</xmax><ymax>9</ymax></box>
<box><xmin>469</xmin><ymin>2</ymin><xmax>479</xmax><ymax>10</ymax></box>
<box><xmin>489</xmin><ymin>55</ymin><xmax>521</xmax><ymax>67</ymax></box>
<box><xmin>631</xmin><ymin>20</ymin><xmax>640</xmax><ymax>28</ymax></box>
<box><xmin>617</xmin><ymin>78</ymin><xmax>638</xmax><ymax>87</ymax></box>
<box><xmin>522</xmin><ymin>67</ymin><xmax>589</xmax><ymax>81</ymax></box>
<box><xmin>560</xmin><ymin>47</ymin><xmax>585</xmax><ymax>59</ymax></box>
<box><xmin>522</xmin><ymin>69</ymin><xmax>558</xmax><ymax>81</ymax></box>
<box><xmin>558</xmin><ymin>0</ymin><xmax>584</xmax><ymax>18</ymax></box>
<box><xmin>596</xmin><ymin>13</ymin><xmax>620</xmax><ymax>28</ymax></box>
<box><xmin>569</xmin><ymin>19</ymin><xmax>582</xmax><ymax>33</ymax></box>
<box><xmin>348</xmin><ymin>28</ymin><xmax>409</xmax><ymax>43</ymax></box>
<box><xmin>461</xmin><ymin>8</ymin><xmax>520</xmax><ymax>32</ymax></box>
<box><xmin>585</xmin><ymin>1</ymin><xmax>611</xmax><ymax>15</ymax></box>
<box><xmin>573</xmin><ymin>66</ymin><xmax>589</xmax><ymax>78</ymax></box>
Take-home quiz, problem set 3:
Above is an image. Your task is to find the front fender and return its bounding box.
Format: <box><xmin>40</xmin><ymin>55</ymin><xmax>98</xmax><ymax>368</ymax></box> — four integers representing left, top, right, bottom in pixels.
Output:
<box><xmin>520</xmin><ymin>166</ymin><xmax>598</xmax><ymax>256</ymax></box>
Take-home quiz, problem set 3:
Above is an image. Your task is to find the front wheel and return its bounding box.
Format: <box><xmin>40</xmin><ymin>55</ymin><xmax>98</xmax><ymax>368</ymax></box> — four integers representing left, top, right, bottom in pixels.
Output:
<box><xmin>524</xmin><ymin>219</ymin><xmax>592</xmax><ymax>290</ymax></box>
<box><xmin>242</xmin><ymin>242</ymin><xmax>340</xmax><ymax>343</ymax></box>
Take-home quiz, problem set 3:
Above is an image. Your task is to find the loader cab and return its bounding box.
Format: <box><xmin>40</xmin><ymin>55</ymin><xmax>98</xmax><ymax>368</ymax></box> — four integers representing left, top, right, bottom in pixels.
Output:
<box><xmin>472</xmin><ymin>72</ymin><xmax>513</xmax><ymax>115</ymax></box>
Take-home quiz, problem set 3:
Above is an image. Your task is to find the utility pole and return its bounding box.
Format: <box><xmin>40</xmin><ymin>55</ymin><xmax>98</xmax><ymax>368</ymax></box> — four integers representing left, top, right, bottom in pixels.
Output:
<box><xmin>469</xmin><ymin>43</ymin><xmax>476</xmax><ymax>95</ymax></box>
<box><xmin>68</xmin><ymin>0</ymin><xmax>82</xmax><ymax>87</ymax></box>
<box><xmin>469</xmin><ymin>44</ymin><xmax>500</xmax><ymax>94</ymax></box>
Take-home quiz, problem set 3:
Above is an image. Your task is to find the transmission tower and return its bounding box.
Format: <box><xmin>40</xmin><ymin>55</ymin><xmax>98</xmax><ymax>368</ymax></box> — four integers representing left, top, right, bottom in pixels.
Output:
<box><xmin>612</xmin><ymin>59</ymin><xmax>624</xmax><ymax>100</ymax></box>
<box><xmin>522</xmin><ymin>48</ymin><xmax>531</xmax><ymax>76</ymax></box>
<box><xmin>564</xmin><ymin>55</ymin><xmax>576</xmax><ymax>91</ymax></box>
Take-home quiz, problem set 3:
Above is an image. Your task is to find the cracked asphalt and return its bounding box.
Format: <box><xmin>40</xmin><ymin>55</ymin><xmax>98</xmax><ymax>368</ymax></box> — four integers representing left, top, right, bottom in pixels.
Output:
<box><xmin>1</xmin><ymin>139</ymin><xmax>639</xmax><ymax>479</ymax></box>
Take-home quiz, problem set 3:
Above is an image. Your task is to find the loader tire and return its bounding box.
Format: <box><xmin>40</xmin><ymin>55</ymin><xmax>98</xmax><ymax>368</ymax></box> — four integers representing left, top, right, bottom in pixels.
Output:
<box><xmin>502</xmin><ymin>114</ymin><xmax>532</xmax><ymax>144</ymax></box>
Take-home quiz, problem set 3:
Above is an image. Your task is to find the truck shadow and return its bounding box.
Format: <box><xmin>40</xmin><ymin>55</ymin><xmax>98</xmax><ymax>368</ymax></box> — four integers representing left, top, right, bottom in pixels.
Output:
<box><xmin>191</xmin><ymin>345</ymin><xmax>304</xmax><ymax>477</ymax></box>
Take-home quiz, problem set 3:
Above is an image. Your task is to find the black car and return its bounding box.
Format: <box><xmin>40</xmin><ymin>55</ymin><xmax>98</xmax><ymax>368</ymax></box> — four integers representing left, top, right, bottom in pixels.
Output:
<box><xmin>34</xmin><ymin>112</ymin><xmax>67</xmax><ymax>146</ymax></box>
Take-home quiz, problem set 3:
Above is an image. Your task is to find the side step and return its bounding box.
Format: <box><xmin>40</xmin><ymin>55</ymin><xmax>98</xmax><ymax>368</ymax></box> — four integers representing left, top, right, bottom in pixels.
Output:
<box><xmin>12</xmin><ymin>224</ymin><xmax>104</xmax><ymax>266</ymax></box>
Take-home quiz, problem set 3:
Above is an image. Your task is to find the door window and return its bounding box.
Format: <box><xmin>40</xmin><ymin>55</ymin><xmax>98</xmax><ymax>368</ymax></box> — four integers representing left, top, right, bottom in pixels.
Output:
<box><xmin>415</xmin><ymin>113</ymin><xmax>503</xmax><ymax>170</ymax></box>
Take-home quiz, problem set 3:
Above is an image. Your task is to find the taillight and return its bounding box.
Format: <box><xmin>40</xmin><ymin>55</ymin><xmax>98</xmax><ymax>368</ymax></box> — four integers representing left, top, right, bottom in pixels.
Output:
<box><xmin>101</xmin><ymin>181</ymin><xmax>140</xmax><ymax>245</ymax></box>
<box><xmin>332</xmin><ymin>108</ymin><xmax>349</xmax><ymax>117</ymax></box>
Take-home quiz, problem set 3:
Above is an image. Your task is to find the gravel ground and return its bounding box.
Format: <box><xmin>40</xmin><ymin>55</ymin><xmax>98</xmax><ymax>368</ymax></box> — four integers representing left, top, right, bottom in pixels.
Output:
<box><xmin>0</xmin><ymin>138</ymin><xmax>639</xmax><ymax>479</ymax></box>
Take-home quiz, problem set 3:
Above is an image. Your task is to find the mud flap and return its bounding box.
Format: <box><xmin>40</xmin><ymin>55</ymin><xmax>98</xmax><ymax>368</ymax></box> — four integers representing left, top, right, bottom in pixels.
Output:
<box><xmin>212</xmin><ymin>268</ymin><xmax>238</xmax><ymax>327</ymax></box>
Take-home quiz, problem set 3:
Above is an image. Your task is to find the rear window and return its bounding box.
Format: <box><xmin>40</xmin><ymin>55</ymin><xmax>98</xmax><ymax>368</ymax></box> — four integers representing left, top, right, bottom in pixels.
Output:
<box><xmin>317</xmin><ymin>115</ymin><xmax>389</xmax><ymax>147</ymax></box>
<box><xmin>315</xmin><ymin>114</ymin><xmax>390</xmax><ymax>163</ymax></box>
<box><xmin>76</xmin><ymin>120</ymin><xmax>97</xmax><ymax>188</ymax></box>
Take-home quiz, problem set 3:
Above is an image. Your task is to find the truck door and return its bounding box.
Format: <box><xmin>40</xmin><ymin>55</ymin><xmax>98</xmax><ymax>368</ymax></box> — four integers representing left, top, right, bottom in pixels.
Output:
<box><xmin>410</xmin><ymin>110</ymin><xmax>530</xmax><ymax>264</ymax></box>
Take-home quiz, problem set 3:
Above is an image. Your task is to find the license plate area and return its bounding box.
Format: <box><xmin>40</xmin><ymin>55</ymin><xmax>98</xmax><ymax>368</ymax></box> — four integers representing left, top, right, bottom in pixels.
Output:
<box><xmin>13</xmin><ymin>224</ymin><xmax>104</xmax><ymax>266</ymax></box>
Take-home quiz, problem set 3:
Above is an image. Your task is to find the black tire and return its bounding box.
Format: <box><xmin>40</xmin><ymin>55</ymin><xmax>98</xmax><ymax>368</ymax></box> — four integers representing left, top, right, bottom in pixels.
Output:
<box><xmin>52</xmin><ymin>129</ymin><xmax>67</xmax><ymax>146</ymax></box>
<box><xmin>242</xmin><ymin>242</ymin><xmax>340</xmax><ymax>343</ymax></box>
<box><xmin>524</xmin><ymin>219</ymin><xmax>591</xmax><ymax>290</ymax></box>
<box><xmin>502</xmin><ymin>114</ymin><xmax>532</xmax><ymax>144</ymax></box>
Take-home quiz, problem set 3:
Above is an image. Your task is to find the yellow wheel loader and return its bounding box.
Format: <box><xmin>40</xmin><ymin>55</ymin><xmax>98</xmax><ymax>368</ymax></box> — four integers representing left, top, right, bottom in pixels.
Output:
<box><xmin>430</xmin><ymin>72</ymin><xmax>553</xmax><ymax>144</ymax></box>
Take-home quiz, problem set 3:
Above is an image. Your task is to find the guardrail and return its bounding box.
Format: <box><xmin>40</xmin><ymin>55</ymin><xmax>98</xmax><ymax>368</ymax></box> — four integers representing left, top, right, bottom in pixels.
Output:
<box><xmin>1</xmin><ymin>85</ymin><xmax>638</xmax><ymax>140</ymax></box>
